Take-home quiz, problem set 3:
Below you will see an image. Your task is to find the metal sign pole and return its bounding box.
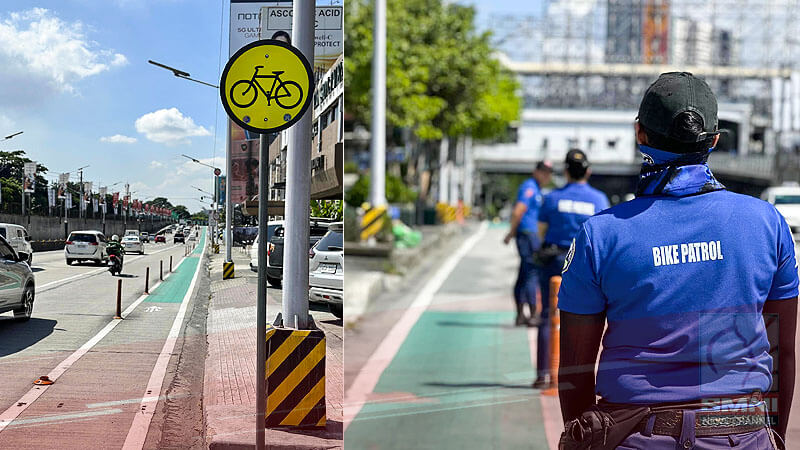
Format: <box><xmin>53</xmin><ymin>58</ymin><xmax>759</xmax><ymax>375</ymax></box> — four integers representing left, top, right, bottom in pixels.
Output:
<box><xmin>283</xmin><ymin>0</ymin><xmax>315</xmax><ymax>330</ymax></box>
<box><xmin>370</xmin><ymin>0</ymin><xmax>387</xmax><ymax>207</ymax></box>
<box><xmin>256</xmin><ymin>132</ymin><xmax>268</xmax><ymax>450</ymax></box>
<box><xmin>225</xmin><ymin>122</ymin><xmax>233</xmax><ymax>263</ymax></box>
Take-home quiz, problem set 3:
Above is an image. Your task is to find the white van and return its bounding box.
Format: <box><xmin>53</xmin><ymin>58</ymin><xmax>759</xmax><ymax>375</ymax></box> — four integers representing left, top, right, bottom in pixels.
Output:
<box><xmin>0</xmin><ymin>223</ymin><xmax>33</xmax><ymax>265</ymax></box>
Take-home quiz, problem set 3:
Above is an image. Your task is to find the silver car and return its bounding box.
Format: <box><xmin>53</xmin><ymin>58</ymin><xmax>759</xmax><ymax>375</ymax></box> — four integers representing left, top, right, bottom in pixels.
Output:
<box><xmin>0</xmin><ymin>236</ymin><xmax>35</xmax><ymax>321</ymax></box>
<box><xmin>308</xmin><ymin>222</ymin><xmax>343</xmax><ymax>318</ymax></box>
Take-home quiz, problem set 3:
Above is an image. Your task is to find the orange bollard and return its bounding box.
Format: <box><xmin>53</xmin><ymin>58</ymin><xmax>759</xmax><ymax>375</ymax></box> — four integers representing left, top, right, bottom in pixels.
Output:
<box><xmin>543</xmin><ymin>275</ymin><xmax>561</xmax><ymax>397</ymax></box>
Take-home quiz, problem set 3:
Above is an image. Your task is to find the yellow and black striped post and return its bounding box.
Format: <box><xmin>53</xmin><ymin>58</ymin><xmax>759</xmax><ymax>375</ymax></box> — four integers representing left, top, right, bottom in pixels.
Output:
<box><xmin>265</xmin><ymin>327</ymin><xmax>326</xmax><ymax>427</ymax></box>
<box><xmin>222</xmin><ymin>261</ymin><xmax>235</xmax><ymax>279</ymax></box>
<box><xmin>360</xmin><ymin>203</ymin><xmax>387</xmax><ymax>241</ymax></box>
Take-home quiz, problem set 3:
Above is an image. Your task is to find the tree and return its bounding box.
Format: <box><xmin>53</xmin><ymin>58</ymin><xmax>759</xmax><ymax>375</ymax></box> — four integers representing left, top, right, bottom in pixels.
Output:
<box><xmin>172</xmin><ymin>205</ymin><xmax>191</xmax><ymax>220</ymax></box>
<box><xmin>345</xmin><ymin>0</ymin><xmax>521</xmax><ymax>141</ymax></box>
<box><xmin>0</xmin><ymin>150</ymin><xmax>50</xmax><ymax>215</ymax></box>
<box><xmin>310</xmin><ymin>200</ymin><xmax>343</xmax><ymax>220</ymax></box>
<box><xmin>146</xmin><ymin>197</ymin><xmax>174</xmax><ymax>209</ymax></box>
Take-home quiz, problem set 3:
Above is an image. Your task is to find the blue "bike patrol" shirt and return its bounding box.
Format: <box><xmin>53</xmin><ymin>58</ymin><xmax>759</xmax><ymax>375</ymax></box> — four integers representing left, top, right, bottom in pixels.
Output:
<box><xmin>538</xmin><ymin>183</ymin><xmax>610</xmax><ymax>248</ymax></box>
<box><xmin>559</xmin><ymin>187</ymin><xmax>799</xmax><ymax>404</ymax></box>
<box><xmin>516</xmin><ymin>178</ymin><xmax>543</xmax><ymax>233</ymax></box>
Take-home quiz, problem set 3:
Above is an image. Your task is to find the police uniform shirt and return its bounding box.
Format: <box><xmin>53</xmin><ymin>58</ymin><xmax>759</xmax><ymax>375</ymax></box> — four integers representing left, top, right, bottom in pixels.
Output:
<box><xmin>516</xmin><ymin>178</ymin><xmax>543</xmax><ymax>233</ymax></box>
<box><xmin>538</xmin><ymin>183</ymin><xmax>610</xmax><ymax>248</ymax></box>
<box><xmin>558</xmin><ymin>190</ymin><xmax>799</xmax><ymax>404</ymax></box>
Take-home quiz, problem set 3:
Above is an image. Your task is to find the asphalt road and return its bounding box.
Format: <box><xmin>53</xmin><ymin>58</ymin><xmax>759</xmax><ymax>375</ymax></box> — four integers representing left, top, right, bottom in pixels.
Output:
<box><xmin>344</xmin><ymin>223</ymin><xmax>800</xmax><ymax>450</ymax></box>
<box><xmin>0</xmin><ymin>233</ymin><xmax>206</xmax><ymax>448</ymax></box>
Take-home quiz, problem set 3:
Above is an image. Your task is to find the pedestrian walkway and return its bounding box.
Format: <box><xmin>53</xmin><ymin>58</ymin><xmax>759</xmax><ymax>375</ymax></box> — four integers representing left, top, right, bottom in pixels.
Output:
<box><xmin>203</xmin><ymin>245</ymin><xmax>343</xmax><ymax>449</ymax></box>
<box><xmin>345</xmin><ymin>224</ymin><xmax>561</xmax><ymax>449</ymax></box>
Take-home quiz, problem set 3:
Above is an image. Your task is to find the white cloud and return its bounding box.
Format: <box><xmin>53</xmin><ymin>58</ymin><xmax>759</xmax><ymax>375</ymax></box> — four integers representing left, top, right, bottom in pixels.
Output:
<box><xmin>100</xmin><ymin>134</ymin><xmax>137</xmax><ymax>144</ymax></box>
<box><xmin>135</xmin><ymin>108</ymin><xmax>211</xmax><ymax>146</ymax></box>
<box><xmin>149</xmin><ymin>160</ymin><xmax>164</xmax><ymax>169</ymax></box>
<box><xmin>0</xmin><ymin>8</ymin><xmax>127</xmax><ymax>105</ymax></box>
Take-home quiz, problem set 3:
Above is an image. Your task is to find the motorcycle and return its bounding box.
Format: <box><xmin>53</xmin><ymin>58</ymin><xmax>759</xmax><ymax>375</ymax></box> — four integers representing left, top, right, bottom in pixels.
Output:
<box><xmin>108</xmin><ymin>254</ymin><xmax>123</xmax><ymax>276</ymax></box>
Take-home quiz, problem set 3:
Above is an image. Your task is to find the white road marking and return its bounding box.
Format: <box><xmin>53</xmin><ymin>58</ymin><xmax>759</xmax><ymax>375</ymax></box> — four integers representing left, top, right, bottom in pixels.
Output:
<box><xmin>122</xmin><ymin>236</ymin><xmax>205</xmax><ymax>450</ymax></box>
<box><xmin>343</xmin><ymin>221</ymin><xmax>489</xmax><ymax>430</ymax></box>
<box><xmin>0</xmin><ymin>251</ymin><xmax>190</xmax><ymax>434</ymax></box>
<box><xmin>144</xmin><ymin>306</ymin><xmax>162</xmax><ymax>313</ymax></box>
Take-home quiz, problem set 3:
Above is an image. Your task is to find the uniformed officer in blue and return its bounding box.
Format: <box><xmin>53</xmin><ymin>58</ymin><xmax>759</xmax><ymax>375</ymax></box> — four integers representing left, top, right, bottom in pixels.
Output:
<box><xmin>504</xmin><ymin>160</ymin><xmax>553</xmax><ymax>326</ymax></box>
<box><xmin>557</xmin><ymin>72</ymin><xmax>797</xmax><ymax>449</ymax></box>
<box><xmin>532</xmin><ymin>149</ymin><xmax>609</xmax><ymax>389</ymax></box>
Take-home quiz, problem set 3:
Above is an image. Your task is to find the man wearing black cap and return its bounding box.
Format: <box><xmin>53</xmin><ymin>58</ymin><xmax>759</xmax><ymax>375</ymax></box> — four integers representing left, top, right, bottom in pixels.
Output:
<box><xmin>532</xmin><ymin>149</ymin><xmax>608</xmax><ymax>389</ymax></box>
<box><xmin>504</xmin><ymin>160</ymin><xmax>553</xmax><ymax>326</ymax></box>
<box><xmin>557</xmin><ymin>72</ymin><xmax>796</xmax><ymax>448</ymax></box>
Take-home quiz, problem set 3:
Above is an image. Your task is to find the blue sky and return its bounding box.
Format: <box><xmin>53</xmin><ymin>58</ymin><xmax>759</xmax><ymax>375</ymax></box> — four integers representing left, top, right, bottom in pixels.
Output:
<box><xmin>0</xmin><ymin>0</ymin><xmax>229</xmax><ymax>212</ymax></box>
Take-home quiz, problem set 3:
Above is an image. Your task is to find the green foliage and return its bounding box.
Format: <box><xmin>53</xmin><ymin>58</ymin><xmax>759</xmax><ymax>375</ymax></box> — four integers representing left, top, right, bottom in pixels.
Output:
<box><xmin>146</xmin><ymin>197</ymin><xmax>174</xmax><ymax>209</ymax></box>
<box><xmin>0</xmin><ymin>150</ymin><xmax>50</xmax><ymax>214</ymax></box>
<box><xmin>310</xmin><ymin>200</ymin><xmax>343</xmax><ymax>220</ymax></box>
<box><xmin>345</xmin><ymin>174</ymin><xmax>417</xmax><ymax>207</ymax></box>
<box><xmin>345</xmin><ymin>0</ymin><xmax>521</xmax><ymax>141</ymax></box>
<box><xmin>172</xmin><ymin>205</ymin><xmax>191</xmax><ymax>220</ymax></box>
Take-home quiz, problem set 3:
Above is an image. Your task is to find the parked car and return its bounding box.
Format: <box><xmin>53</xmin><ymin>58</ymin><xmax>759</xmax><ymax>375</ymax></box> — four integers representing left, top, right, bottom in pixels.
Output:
<box><xmin>154</xmin><ymin>234</ymin><xmax>166</xmax><ymax>243</ymax></box>
<box><xmin>0</xmin><ymin>223</ymin><xmax>33</xmax><ymax>265</ymax></box>
<box><xmin>0</xmin><ymin>235</ymin><xmax>35</xmax><ymax>321</ymax></box>
<box><xmin>267</xmin><ymin>219</ymin><xmax>331</xmax><ymax>287</ymax></box>
<box><xmin>308</xmin><ymin>222</ymin><xmax>343</xmax><ymax>318</ymax></box>
<box><xmin>250</xmin><ymin>221</ymin><xmax>284</xmax><ymax>272</ymax></box>
<box><xmin>173</xmin><ymin>231</ymin><xmax>185</xmax><ymax>244</ymax></box>
<box><xmin>762</xmin><ymin>183</ymin><xmax>800</xmax><ymax>235</ymax></box>
<box><xmin>65</xmin><ymin>231</ymin><xmax>108</xmax><ymax>265</ymax></box>
<box><xmin>139</xmin><ymin>232</ymin><xmax>150</xmax><ymax>243</ymax></box>
<box><xmin>122</xmin><ymin>235</ymin><xmax>144</xmax><ymax>255</ymax></box>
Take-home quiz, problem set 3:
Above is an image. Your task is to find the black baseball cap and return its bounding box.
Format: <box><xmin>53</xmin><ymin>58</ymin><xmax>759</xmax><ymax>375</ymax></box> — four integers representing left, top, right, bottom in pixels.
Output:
<box><xmin>535</xmin><ymin>160</ymin><xmax>553</xmax><ymax>172</ymax></box>
<box><xmin>565</xmin><ymin>149</ymin><xmax>589</xmax><ymax>170</ymax></box>
<box><xmin>637</xmin><ymin>72</ymin><xmax>719</xmax><ymax>143</ymax></box>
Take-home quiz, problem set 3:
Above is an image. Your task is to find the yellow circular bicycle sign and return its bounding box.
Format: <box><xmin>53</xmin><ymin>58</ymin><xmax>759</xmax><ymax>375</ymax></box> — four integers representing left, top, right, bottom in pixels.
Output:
<box><xmin>220</xmin><ymin>39</ymin><xmax>314</xmax><ymax>134</ymax></box>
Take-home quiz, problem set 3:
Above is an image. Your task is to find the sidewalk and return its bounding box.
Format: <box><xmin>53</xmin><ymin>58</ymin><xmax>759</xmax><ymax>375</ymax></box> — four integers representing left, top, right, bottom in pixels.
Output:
<box><xmin>203</xmin><ymin>245</ymin><xmax>343</xmax><ymax>449</ymax></box>
<box><xmin>344</xmin><ymin>222</ymin><xmax>464</xmax><ymax>325</ymax></box>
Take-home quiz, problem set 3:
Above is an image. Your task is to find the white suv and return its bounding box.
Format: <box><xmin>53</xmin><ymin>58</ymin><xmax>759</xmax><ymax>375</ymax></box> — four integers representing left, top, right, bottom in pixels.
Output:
<box><xmin>0</xmin><ymin>223</ymin><xmax>33</xmax><ymax>265</ymax></box>
<box><xmin>65</xmin><ymin>231</ymin><xmax>108</xmax><ymax>265</ymax></box>
<box><xmin>762</xmin><ymin>183</ymin><xmax>800</xmax><ymax>235</ymax></box>
<box><xmin>308</xmin><ymin>222</ymin><xmax>343</xmax><ymax>318</ymax></box>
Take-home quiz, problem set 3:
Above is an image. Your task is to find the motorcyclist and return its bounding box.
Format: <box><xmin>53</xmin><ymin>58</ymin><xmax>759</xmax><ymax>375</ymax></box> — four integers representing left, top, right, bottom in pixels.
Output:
<box><xmin>107</xmin><ymin>234</ymin><xmax>124</xmax><ymax>272</ymax></box>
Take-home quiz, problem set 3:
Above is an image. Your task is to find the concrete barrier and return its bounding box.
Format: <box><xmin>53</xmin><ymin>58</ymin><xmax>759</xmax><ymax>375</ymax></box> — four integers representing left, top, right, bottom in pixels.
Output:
<box><xmin>0</xmin><ymin>213</ymin><xmax>172</xmax><ymax>249</ymax></box>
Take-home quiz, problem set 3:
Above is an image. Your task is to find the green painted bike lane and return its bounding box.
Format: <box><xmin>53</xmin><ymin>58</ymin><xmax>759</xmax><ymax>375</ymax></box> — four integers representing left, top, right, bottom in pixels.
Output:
<box><xmin>347</xmin><ymin>310</ymin><xmax>548</xmax><ymax>449</ymax></box>
<box><xmin>145</xmin><ymin>229</ymin><xmax>205</xmax><ymax>303</ymax></box>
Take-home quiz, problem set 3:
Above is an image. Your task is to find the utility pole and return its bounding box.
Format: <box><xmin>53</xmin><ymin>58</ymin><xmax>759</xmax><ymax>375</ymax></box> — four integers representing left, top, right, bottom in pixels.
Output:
<box><xmin>283</xmin><ymin>0</ymin><xmax>315</xmax><ymax>330</ymax></box>
<box><xmin>79</xmin><ymin>169</ymin><xmax>83</xmax><ymax>220</ymax></box>
<box><xmin>369</xmin><ymin>0</ymin><xmax>387</xmax><ymax>207</ymax></box>
<box><xmin>225</xmin><ymin>122</ymin><xmax>233</xmax><ymax>265</ymax></box>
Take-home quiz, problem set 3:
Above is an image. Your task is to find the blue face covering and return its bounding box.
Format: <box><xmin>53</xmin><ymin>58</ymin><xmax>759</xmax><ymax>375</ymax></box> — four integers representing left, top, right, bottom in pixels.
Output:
<box><xmin>635</xmin><ymin>144</ymin><xmax>725</xmax><ymax>197</ymax></box>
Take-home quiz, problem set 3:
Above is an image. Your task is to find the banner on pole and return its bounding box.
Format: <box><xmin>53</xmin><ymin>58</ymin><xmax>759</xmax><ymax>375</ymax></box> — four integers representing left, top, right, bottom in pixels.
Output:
<box><xmin>48</xmin><ymin>187</ymin><xmax>55</xmax><ymax>208</ymax></box>
<box><xmin>58</xmin><ymin>173</ymin><xmax>69</xmax><ymax>199</ymax></box>
<box><xmin>23</xmin><ymin>162</ymin><xmax>36</xmax><ymax>193</ymax></box>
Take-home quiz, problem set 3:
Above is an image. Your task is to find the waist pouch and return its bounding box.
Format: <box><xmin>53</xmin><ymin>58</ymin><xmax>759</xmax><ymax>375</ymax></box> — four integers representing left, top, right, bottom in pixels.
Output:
<box><xmin>558</xmin><ymin>404</ymin><xmax>649</xmax><ymax>450</ymax></box>
<box><xmin>559</xmin><ymin>393</ymin><xmax>767</xmax><ymax>450</ymax></box>
<box><xmin>534</xmin><ymin>244</ymin><xmax>567</xmax><ymax>266</ymax></box>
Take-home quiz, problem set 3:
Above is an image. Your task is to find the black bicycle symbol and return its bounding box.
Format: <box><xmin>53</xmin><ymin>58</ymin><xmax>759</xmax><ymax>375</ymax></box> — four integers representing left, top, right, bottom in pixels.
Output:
<box><xmin>230</xmin><ymin>66</ymin><xmax>303</xmax><ymax>109</ymax></box>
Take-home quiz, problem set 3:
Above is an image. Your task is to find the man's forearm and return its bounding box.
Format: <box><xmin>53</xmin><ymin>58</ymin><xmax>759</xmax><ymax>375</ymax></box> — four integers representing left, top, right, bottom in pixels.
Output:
<box><xmin>777</xmin><ymin>348</ymin><xmax>795</xmax><ymax>439</ymax></box>
<box><xmin>559</xmin><ymin>370</ymin><xmax>597</xmax><ymax>423</ymax></box>
<box><xmin>558</xmin><ymin>311</ymin><xmax>605</xmax><ymax>424</ymax></box>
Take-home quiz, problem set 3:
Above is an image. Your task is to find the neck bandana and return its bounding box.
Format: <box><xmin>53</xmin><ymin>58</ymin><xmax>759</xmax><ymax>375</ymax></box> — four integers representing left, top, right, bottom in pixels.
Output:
<box><xmin>635</xmin><ymin>144</ymin><xmax>725</xmax><ymax>197</ymax></box>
